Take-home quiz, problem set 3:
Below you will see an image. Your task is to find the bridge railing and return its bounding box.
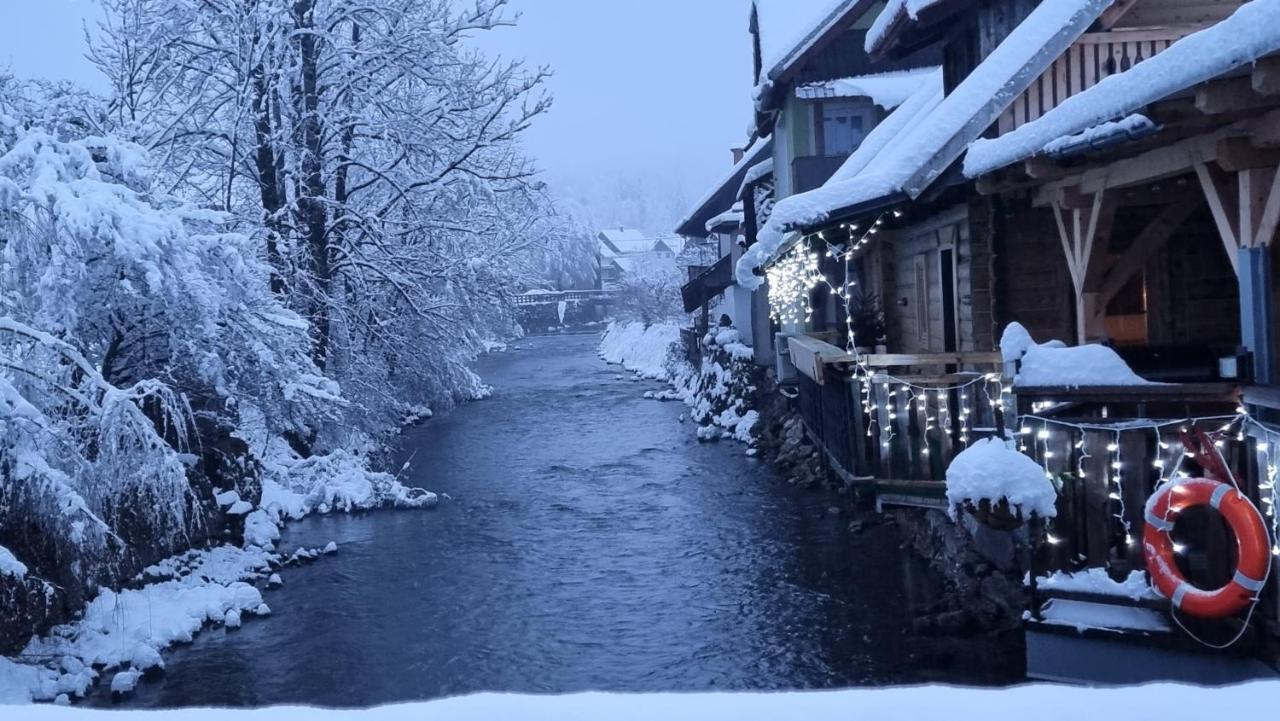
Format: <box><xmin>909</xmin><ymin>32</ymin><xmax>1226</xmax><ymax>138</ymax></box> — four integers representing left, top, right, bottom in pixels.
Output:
<box><xmin>513</xmin><ymin>289</ymin><xmax>618</xmax><ymax>306</ymax></box>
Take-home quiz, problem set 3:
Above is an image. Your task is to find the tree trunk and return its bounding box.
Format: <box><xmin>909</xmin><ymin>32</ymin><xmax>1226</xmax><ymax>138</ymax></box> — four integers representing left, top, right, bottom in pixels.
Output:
<box><xmin>292</xmin><ymin>0</ymin><xmax>331</xmax><ymax>369</ymax></box>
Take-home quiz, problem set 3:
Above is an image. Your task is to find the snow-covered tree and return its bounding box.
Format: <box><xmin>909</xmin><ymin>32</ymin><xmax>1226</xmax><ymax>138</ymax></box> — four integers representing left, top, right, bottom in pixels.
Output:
<box><xmin>89</xmin><ymin>0</ymin><xmax>566</xmax><ymax>441</ymax></box>
<box><xmin>0</xmin><ymin>97</ymin><xmax>338</xmax><ymax>574</ymax></box>
<box><xmin>614</xmin><ymin>256</ymin><xmax>684</xmax><ymax>326</ymax></box>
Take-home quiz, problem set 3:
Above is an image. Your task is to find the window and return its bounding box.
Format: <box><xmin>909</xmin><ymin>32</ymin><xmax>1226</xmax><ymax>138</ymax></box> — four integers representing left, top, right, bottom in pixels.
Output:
<box><xmin>820</xmin><ymin>101</ymin><xmax>866</xmax><ymax>157</ymax></box>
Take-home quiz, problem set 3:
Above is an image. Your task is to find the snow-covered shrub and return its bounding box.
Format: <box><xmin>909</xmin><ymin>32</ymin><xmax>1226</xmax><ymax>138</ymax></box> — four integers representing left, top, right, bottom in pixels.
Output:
<box><xmin>612</xmin><ymin>256</ymin><xmax>684</xmax><ymax>325</ymax></box>
<box><xmin>600</xmin><ymin>322</ymin><xmax>761</xmax><ymax>444</ymax></box>
<box><xmin>676</xmin><ymin>328</ymin><xmax>760</xmax><ymax>444</ymax></box>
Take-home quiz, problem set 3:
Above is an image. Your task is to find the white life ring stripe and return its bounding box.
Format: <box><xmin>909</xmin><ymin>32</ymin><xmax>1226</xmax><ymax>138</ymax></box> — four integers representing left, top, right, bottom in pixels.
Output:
<box><xmin>1145</xmin><ymin>511</ymin><xmax>1174</xmax><ymax>532</ymax></box>
<box><xmin>1210</xmin><ymin>484</ymin><xmax>1234</xmax><ymax>509</ymax></box>
<box><xmin>1234</xmin><ymin>570</ymin><xmax>1267</xmax><ymax>593</ymax></box>
<box><xmin>1171</xmin><ymin>582</ymin><xmax>1192</xmax><ymax>609</ymax></box>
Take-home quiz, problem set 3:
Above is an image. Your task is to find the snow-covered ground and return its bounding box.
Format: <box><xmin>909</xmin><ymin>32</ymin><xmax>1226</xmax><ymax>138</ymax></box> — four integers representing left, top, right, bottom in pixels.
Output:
<box><xmin>600</xmin><ymin>323</ymin><xmax>759</xmax><ymax>445</ymax></box>
<box><xmin>6</xmin><ymin>683</ymin><xmax>1279</xmax><ymax>717</ymax></box>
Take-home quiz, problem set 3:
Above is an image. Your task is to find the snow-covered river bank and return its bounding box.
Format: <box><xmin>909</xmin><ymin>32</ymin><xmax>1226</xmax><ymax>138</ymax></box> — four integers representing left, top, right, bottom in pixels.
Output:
<box><xmin>62</xmin><ymin>333</ymin><xmax>985</xmax><ymax>708</ymax></box>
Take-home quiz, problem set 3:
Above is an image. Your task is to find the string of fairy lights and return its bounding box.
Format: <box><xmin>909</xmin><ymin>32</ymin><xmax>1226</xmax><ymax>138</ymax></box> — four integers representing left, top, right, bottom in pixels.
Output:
<box><xmin>765</xmin><ymin>208</ymin><xmax>1013</xmax><ymax>457</ymax></box>
<box><xmin>760</xmin><ymin>208</ymin><xmax>1280</xmax><ymax>565</ymax></box>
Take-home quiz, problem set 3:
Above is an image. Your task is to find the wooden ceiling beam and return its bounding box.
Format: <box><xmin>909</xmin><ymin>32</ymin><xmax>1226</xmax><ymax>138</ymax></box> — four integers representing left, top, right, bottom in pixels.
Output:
<box><xmin>1096</xmin><ymin>0</ymin><xmax>1141</xmax><ymax>31</ymax></box>
<box><xmin>1196</xmin><ymin>76</ymin><xmax>1270</xmax><ymax>116</ymax></box>
<box><xmin>1253</xmin><ymin>56</ymin><xmax>1280</xmax><ymax>97</ymax></box>
<box><xmin>1216</xmin><ymin>137</ymin><xmax>1280</xmax><ymax>171</ymax></box>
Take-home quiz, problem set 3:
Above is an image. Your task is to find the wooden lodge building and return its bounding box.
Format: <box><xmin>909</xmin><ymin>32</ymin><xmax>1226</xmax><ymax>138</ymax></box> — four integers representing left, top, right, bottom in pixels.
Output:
<box><xmin>697</xmin><ymin>0</ymin><xmax>1280</xmax><ymax>684</ymax></box>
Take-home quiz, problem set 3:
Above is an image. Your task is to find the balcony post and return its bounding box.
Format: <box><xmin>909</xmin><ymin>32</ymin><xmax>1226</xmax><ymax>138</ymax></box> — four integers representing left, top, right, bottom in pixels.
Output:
<box><xmin>1239</xmin><ymin>246</ymin><xmax>1275</xmax><ymax>385</ymax></box>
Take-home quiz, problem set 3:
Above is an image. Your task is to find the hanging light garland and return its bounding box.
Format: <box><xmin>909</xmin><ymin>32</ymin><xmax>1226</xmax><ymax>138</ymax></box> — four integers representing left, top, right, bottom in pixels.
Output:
<box><xmin>765</xmin><ymin>245</ymin><xmax>824</xmax><ymax>326</ymax></box>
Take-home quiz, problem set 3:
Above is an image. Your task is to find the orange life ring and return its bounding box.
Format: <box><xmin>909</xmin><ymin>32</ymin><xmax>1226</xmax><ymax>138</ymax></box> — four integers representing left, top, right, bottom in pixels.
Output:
<box><xmin>1143</xmin><ymin>478</ymin><xmax>1271</xmax><ymax>619</ymax></box>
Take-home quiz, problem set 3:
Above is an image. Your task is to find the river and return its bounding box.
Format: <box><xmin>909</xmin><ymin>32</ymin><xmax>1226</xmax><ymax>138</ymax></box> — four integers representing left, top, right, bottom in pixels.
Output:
<box><xmin>99</xmin><ymin>333</ymin><xmax>1008</xmax><ymax>709</ymax></box>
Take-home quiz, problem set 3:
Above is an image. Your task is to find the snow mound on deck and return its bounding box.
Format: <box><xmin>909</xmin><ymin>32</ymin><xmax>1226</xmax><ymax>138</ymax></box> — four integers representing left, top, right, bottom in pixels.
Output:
<box><xmin>946</xmin><ymin>438</ymin><xmax>1057</xmax><ymax>520</ymax></box>
<box><xmin>1000</xmin><ymin>323</ymin><xmax>1155</xmax><ymax>388</ymax></box>
<box><xmin>1033</xmin><ymin>568</ymin><xmax>1159</xmax><ymax>601</ymax></box>
<box><xmin>599</xmin><ymin>322</ymin><xmax>680</xmax><ymax>380</ymax></box>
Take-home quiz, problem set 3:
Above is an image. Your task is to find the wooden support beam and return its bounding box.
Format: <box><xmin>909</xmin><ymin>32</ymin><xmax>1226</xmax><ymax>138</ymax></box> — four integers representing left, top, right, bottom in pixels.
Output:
<box><xmin>1051</xmin><ymin>190</ymin><xmax>1109</xmax><ymax>343</ymax></box>
<box><xmin>1216</xmin><ymin>137</ymin><xmax>1280</xmax><ymax>172</ymax></box>
<box><xmin>1241</xmin><ymin>164</ymin><xmax>1280</xmax><ymax>249</ymax></box>
<box><xmin>1093</xmin><ymin>201</ymin><xmax>1202</xmax><ymax>313</ymax></box>
<box><xmin>1253</xmin><ymin>56</ymin><xmax>1280</xmax><ymax>97</ymax></box>
<box><xmin>1096</xmin><ymin>0</ymin><xmax>1140</xmax><ymax>31</ymax></box>
<box><xmin>1194</xmin><ymin>160</ymin><xmax>1241</xmax><ymax>275</ymax></box>
<box><xmin>1196</xmin><ymin>77</ymin><xmax>1270</xmax><ymax>116</ymax></box>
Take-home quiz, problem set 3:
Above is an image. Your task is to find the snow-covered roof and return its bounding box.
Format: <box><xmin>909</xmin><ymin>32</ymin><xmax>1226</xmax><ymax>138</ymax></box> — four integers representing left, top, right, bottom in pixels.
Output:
<box><xmin>964</xmin><ymin>1</ymin><xmax>1280</xmax><ymax>178</ymax></box>
<box><xmin>1041</xmin><ymin>114</ymin><xmax>1157</xmax><ymax>158</ymax></box>
<box><xmin>866</xmin><ymin>0</ymin><xmax>948</xmax><ymax>56</ymax></box>
<box><xmin>737</xmin><ymin>157</ymin><xmax>775</xmax><ymax>201</ymax></box>
<box><xmin>599</xmin><ymin>228</ymin><xmax>649</xmax><ymax>245</ymax></box>
<box><xmin>706</xmin><ymin>202</ymin><xmax>746</xmax><ymax>233</ymax></box>
<box><xmin>599</xmin><ymin>228</ymin><xmax>677</xmax><ymax>256</ymax></box>
<box><xmin>675</xmin><ymin>136</ymin><xmax>773</xmax><ymax>238</ymax></box>
<box><xmin>736</xmin><ymin>68</ymin><xmax>944</xmax><ymax>286</ymax></box>
<box><xmin>795</xmin><ymin>67</ymin><xmax>938</xmax><ymax>109</ymax></box>
<box><xmin>737</xmin><ymin>0</ymin><xmax>1111</xmax><ymax>287</ymax></box>
<box><xmin>754</xmin><ymin>0</ymin><xmax>862</xmax><ymax>82</ymax></box>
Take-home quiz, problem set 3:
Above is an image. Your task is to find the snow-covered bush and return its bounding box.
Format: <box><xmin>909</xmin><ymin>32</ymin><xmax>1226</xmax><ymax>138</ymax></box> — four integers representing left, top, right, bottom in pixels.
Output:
<box><xmin>600</xmin><ymin>322</ymin><xmax>760</xmax><ymax>444</ymax></box>
<box><xmin>676</xmin><ymin>329</ymin><xmax>760</xmax><ymax>444</ymax></box>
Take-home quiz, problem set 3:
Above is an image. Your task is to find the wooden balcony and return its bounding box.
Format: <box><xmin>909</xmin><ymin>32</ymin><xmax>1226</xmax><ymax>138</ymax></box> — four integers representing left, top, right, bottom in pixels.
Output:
<box><xmin>785</xmin><ymin>335</ymin><xmax>1005</xmax><ymax>503</ymax></box>
<box><xmin>998</xmin><ymin>26</ymin><xmax>1202</xmax><ymax>135</ymax></box>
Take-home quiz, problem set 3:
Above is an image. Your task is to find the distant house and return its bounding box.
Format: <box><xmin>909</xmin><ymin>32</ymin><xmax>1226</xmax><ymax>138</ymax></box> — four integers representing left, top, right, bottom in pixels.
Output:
<box><xmin>596</xmin><ymin>228</ymin><xmax>681</xmax><ymax>288</ymax></box>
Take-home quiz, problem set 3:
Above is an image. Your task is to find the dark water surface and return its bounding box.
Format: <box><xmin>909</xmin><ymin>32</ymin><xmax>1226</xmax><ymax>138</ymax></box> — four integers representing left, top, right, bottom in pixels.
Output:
<box><xmin>103</xmin><ymin>333</ymin><xmax>956</xmax><ymax>708</ymax></box>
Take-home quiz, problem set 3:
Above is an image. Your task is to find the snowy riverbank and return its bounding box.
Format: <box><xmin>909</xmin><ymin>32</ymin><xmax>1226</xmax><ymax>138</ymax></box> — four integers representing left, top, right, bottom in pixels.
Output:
<box><xmin>599</xmin><ymin>322</ymin><xmax>760</xmax><ymax>444</ymax></box>
<box><xmin>6</xmin><ymin>682</ymin><xmax>1278</xmax><ymax>718</ymax></box>
<box><xmin>0</xmin><ymin>440</ymin><xmax>439</xmax><ymax>705</ymax></box>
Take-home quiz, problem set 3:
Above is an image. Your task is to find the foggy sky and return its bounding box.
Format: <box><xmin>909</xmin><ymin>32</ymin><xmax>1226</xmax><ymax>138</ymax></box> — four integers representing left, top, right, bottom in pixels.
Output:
<box><xmin>0</xmin><ymin>0</ymin><xmax>756</xmax><ymax>235</ymax></box>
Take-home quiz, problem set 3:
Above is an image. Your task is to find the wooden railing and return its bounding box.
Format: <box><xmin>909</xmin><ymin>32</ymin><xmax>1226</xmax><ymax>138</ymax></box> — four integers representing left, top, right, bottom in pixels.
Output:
<box><xmin>786</xmin><ymin>336</ymin><xmax>1006</xmax><ymax>500</ymax></box>
<box><xmin>1014</xmin><ymin>383</ymin><xmax>1245</xmax><ymax>577</ymax></box>
<box><xmin>998</xmin><ymin>26</ymin><xmax>1200</xmax><ymax>134</ymax></box>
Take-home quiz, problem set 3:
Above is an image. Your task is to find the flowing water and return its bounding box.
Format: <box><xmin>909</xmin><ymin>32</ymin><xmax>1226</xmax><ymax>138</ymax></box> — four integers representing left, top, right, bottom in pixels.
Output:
<box><xmin>99</xmin><ymin>333</ymin><xmax>1004</xmax><ymax>709</ymax></box>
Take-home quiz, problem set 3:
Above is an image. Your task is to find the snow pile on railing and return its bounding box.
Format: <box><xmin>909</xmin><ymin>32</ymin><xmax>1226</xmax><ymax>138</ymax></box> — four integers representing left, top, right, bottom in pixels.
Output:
<box><xmin>1001</xmin><ymin>323</ymin><xmax>1156</xmax><ymax>388</ymax></box>
<box><xmin>945</xmin><ymin>438</ymin><xmax>1058</xmax><ymax>521</ymax></box>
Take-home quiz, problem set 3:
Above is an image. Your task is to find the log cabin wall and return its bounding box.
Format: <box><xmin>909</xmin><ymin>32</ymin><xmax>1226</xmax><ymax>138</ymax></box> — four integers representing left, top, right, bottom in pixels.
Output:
<box><xmin>883</xmin><ymin>204</ymin><xmax>994</xmax><ymax>354</ymax></box>
<box><xmin>991</xmin><ymin>195</ymin><xmax>1077</xmax><ymax>343</ymax></box>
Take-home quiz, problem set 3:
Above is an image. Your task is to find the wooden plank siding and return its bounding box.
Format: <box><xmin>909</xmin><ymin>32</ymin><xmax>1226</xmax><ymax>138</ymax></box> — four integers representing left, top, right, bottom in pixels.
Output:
<box><xmin>996</xmin><ymin>30</ymin><xmax>1190</xmax><ymax>135</ymax></box>
<box><xmin>883</xmin><ymin>206</ymin><xmax>997</xmax><ymax>355</ymax></box>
